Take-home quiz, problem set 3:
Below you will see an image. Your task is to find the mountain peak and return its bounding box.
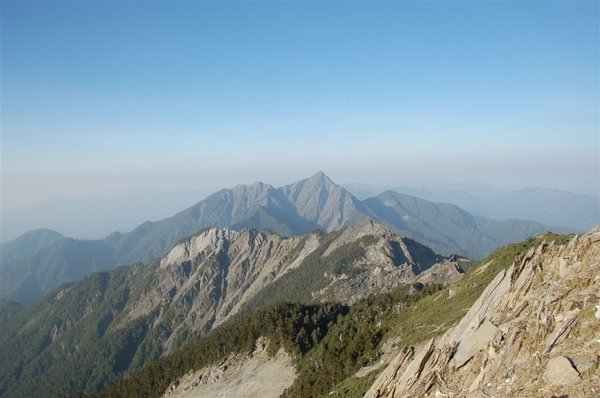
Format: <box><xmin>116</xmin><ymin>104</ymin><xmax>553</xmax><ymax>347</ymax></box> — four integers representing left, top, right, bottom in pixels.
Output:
<box><xmin>307</xmin><ymin>171</ymin><xmax>335</xmax><ymax>185</ymax></box>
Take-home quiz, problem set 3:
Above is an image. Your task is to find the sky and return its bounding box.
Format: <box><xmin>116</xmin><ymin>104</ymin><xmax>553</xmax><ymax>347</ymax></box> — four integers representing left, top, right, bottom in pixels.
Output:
<box><xmin>1</xmin><ymin>0</ymin><xmax>599</xmax><ymax>210</ymax></box>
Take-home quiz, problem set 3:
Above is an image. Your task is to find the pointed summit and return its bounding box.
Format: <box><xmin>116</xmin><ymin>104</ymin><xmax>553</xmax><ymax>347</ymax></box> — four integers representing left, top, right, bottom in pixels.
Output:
<box><xmin>308</xmin><ymin>170</ymin><xmax>333</xmax><ymax>182</ymax></box>
<box><xmin>304</xmin><ymin>171</ymin><xmax>336</xmax><ymax>189</ymax></box>
<box><xmin>281</xmin><ymin>173</ymin><xmax>369</xmax><ymax>231</ymax></box>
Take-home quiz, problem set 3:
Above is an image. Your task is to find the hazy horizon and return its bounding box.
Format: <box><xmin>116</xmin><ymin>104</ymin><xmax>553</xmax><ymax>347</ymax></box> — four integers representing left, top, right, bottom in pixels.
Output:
<box><xmin>2</xmin><ymin>170</ymin><xmax>599</xmax><ymax>243</ymax></box>
<box><xmin>3</xmin><ymin>172</ymin><xmax>600</xmax><ymax>211</ymax></box>
<box><xmin>2</xmin><ymin>1</ymin><xmax>599</xmax><ymax>211</ymax></box>
<box><xmin>2</xmin><ymin>172</ymin><xmax>599</xmax><ymax>214</ymax></box>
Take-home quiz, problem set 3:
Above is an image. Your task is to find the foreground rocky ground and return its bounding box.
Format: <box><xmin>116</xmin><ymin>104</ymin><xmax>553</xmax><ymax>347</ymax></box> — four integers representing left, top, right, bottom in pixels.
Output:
<box><xmin>365</xmin><ymin>228</ymin><xmax>600</xmax><ymax>397</ymax></box>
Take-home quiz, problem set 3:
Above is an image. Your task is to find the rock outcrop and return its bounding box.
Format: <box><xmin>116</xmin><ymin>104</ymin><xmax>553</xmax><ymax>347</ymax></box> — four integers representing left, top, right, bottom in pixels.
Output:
<box><xmin>365</xmin><ymin>227</ymin><xmax>600</xmax><ymax>397</ymax></box>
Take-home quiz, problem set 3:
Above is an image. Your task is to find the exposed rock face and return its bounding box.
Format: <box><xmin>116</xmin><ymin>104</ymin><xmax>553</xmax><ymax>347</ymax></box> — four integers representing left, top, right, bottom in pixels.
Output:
<box><xmin>162</xmin><ymin>338</ymin><xmax>295</xmax><ymax>398</ymax></box>
<box><xmin>365</xmin><ymin>227</ymin><xmax>600</xmax><ymax>398</ymax></box>
<box><xmin>413</xmin><ymin>256</ymin><xmax>467</xmax><ymax>286</ymax></box>
<box><xmin>543</xmin><ymin>356</ymin><xmax>581</xmax><ymax>386</ymax></box>
<box><xmin>116</xmin><ymin>221</ymin><xmax>456</xmax><ymax>351</ymax></box>
<box><xmin>118</xmin><ymin>227</ymin><xmax>312</xmax><ymax>343</ymax></box>
<box><xmin>312</xmin><ymin>220</ymin><xmax>455</xmax><ymax>305</ymax></box>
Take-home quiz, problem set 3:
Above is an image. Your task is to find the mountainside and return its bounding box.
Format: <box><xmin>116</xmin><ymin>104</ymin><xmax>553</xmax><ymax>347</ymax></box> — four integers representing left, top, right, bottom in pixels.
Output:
<box><xmin>282</xmin><ymin>171</ymin><xmax>368</xmax><ymax>231</ymax></box>
<box><xmin>0</xmin><ymin>228</ymin><xmax>63</xmax><ymax>263</ymax></box>
<box><xmin>92</xmin><ymin>229</ymin><xmax>582</xmax><ymax>398</ymax></box>
<box><xmin>491</xmin><ymin>187</ymin><xmax>600</xmax><ymax>231</ymax></box>
<box><xmin>348</xmin><ymin>182</ymin><xmax>600</xmax><ymax>232</ymax></box>
<box><xmin>0</xmin><ymin>172</ymin><xmax>571</xmax><ymax>304</ymax></box>
<box><xmin>366</xmin><ymin>227</ymin><xmax>600</xmax><ymax>397</ymax></box>
<box><xmin>363</xmin><ymin>191</ymin><xmax>565</xmax><ymax>259</ymax></box>
<box><xmin>0</xmin><ymin>222</ymin><xmax>454</xmax><ymax>397</ymax></box>
<box><xmin>105</xmin><ymin>182</ymin><xmax>317</xmax><ymax>266</ymax></box>
<box><xmin>0</xmin><ymin>238</ymin><xmax>116</xmax><ymax>304</ymax></box>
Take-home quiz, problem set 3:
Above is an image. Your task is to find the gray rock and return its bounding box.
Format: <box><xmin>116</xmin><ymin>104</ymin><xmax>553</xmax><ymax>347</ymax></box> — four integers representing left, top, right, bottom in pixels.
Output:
<box><xmin>453</xmin><ymin>320</ymin><xmax>499</xmax><ymax>368</ymax></box>
<box><xmin>571</xmin><ymin>354</ymin><xmax>598</xmax><ymax>375</ymax></box>
<box><xmin>543</xmin><ymin>356</ymin><xmax>580</xmax><ymax>386</ymax></box>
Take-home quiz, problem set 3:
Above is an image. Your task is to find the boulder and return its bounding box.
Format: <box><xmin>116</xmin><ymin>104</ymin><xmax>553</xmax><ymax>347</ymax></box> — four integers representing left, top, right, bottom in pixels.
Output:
<box><xmin>543</xmin><ymin>356</ymin><xmax>580</xmax><ymax>386</ymax></box>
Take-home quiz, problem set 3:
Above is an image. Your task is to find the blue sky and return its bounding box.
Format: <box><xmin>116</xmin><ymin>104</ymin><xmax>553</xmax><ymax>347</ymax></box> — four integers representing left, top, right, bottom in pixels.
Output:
<box><xmin>1</xmin><ymin>0</ymin><xmax>598</xmax><ymax>208</ymax></box>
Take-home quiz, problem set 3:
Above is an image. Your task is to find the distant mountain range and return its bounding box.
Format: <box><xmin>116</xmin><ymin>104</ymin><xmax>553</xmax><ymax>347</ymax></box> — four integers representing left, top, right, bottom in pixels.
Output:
<box><xmin>0</xmin><ymin>172</ymin><xmax>573</xmax><ymax>303</ymax></box>
<box><xmin>4</xmin><ymin>179</ymin><xmax>594</xmax><ymax>244</ymax></box>
<box><xmin>345</xmin><ymin>182</ymin><xmax>600</xmax><ymax>231</ymax></box>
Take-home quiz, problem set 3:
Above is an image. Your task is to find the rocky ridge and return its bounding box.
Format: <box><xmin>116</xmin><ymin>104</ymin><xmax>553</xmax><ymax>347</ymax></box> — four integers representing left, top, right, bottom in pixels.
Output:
<box><xmin>120</xmin><ymin>220</ymin><xmax>455</xmax><ymax>342</ymax></box>
<box><xmin>119</xmin><ymin>227</ymin><xmax>311</xmax><ymax>340</ymax></box>
<box><xmin>365</xmin><ymin>227</ymin><xmax>600</xmax><ymax>397</ymax></box>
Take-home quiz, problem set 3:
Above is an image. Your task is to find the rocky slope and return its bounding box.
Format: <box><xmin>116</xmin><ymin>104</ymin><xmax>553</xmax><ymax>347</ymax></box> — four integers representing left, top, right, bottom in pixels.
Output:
<box><xmin>162</xmin><ymin>337</ymin><xmax>295</xmax><ymax>398</ymax></box>
<box><xmin>365</xmin><ymin>227</ymin><xmax>600</xmax><ymax>397</ymax></box>
<box><xmin>121</xmin><ymin>220</ymin><xmax>450</xmax><ymax>337</ymax></box>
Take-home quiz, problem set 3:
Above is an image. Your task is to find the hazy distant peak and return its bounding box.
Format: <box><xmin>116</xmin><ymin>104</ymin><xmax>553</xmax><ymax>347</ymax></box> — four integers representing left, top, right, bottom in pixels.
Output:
<box><xmin>280</xmin><ymin>172</ymin><xmax>366</xmax><ymax>231</ymax></box>
<box><xmin>284</xmin><ymin>171</ymin><xmax>341</xmax><ymax>193</ymax></box>
<box><xmin>230</xmin><ymin>181</ymin><xmax>280</xmax><ymax>204</ymax></box>
<box><xmin>308</xmin><ymin>170</ymin><xmax>334</xmax><ymax>183</ymax></box>
<box><xmin>0</xmin><ymin>228</ymin><xmax>65</xmax><ymax>264</ymax></box>
<box><xmin>308</xmin><ymin>170</ymin><xmax>333</xmax><ymax>184</ymax></box>
<box><xmin>508</xmin><ymin>186</ymin><xmax>597</xmax><ymax>200</ymax></box>
<box><xmin>14</xmin><ymin>228</ymin><xmax>63</xmax><ymax>240</ymax></box>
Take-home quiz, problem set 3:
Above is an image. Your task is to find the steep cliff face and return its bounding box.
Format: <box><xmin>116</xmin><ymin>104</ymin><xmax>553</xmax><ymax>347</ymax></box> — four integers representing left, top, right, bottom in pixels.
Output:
<box><xmin>365</xmin><ymin>228</ymin><xmax>600</xmax><ymax>397</ymax></box>
<box><xmin>119</xmin><ymin>227</ymin><xmax>312</xmax><ymax>341</ymax></box>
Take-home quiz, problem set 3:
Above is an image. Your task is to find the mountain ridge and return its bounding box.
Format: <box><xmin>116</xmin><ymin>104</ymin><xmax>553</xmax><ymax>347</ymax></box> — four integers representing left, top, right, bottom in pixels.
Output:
<box><xmin>0</xmin><ymin>172</ymin><xmax>572</xmax><ymax>303</ymax></box>
<box><xmin>345</xmin><ymin>182</ymin><xmax>599</xmax><ymax>231</ymax></box>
